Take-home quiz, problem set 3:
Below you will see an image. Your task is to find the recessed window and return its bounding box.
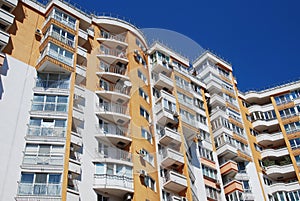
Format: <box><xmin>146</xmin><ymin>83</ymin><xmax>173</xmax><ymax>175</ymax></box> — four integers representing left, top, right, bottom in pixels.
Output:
<box><xmin>140</xmin><ymin>107</ymin><xmax>150</xmax><ymax>122</ymax></box>
<box><xmin>139</xmin><ymin>88</ymin><xmax>149</xmax><ymax>103</ymax></box>
<box><xmin>141</xmin><ymin>128</ymin><xmax>152</xmax><ymax>144</ymax></box>
<box><xmin>138</xmin><ymin>70</ymin><xmax>147</xmax><ymax>84</ymax></box>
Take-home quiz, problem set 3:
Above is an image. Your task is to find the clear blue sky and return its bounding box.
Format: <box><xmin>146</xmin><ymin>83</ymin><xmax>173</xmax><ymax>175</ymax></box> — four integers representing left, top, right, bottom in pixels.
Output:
<box><xmin>71</xmin><ymin>0</ymin><xmax>300</xmax><ymax>92</ymax></box>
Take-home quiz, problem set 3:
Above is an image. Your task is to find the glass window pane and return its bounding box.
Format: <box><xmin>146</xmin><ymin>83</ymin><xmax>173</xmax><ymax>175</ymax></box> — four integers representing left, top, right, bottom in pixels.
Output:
<box><xmin>35</xmin><ymin>173</ymin><xmax>47</xmax><ymax>183</ymax></box>
<box><xmin>57</xmin><ymin>96</ymin><xmax>68</xmax><ymax>103</ymax></box>
<box><xmin>21</xmin><ymin>173</ymin><xmax>34</xmax><ymax>183</ymax></box>
<box><xmin>49</xmin><ymin>174</ymin><xmax>61</xmax><ymax>183</ymax></box>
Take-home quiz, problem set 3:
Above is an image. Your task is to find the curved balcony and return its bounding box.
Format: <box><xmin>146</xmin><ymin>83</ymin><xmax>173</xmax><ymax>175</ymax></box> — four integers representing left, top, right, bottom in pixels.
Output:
<box><xmin>96</xmin><ymin>83</ymin><xmax>130</xmax><ymax>103</ymax></box>
<box><xmin>264</xmin><ymin>164</ymin><xmax>295</xmax><ymax>178</ymax></box>
<box><xmin>261</xmin><ymin>147</ymin><xmax>289</xmax><ymax>159</ymax></box>
<box><xmin>265</xmin><ymin>181</ymin><xmax>300</xmax><ymax>195</ymax></box>
<box><xmin>252</xmin><ymin>119</ymin><xmax>279</xmax><ymax>131</ymax></box>
<box><xmin>248</xmin><ymin>103</ymin><xmax>274</xmax><ymax>114</ymax></box>
<box><xmin>95</xmin><ymin>124</ymin><xmax>131</xmax><ymax>148</ymax></box>
<box><xmin>95</xmin><ymin>103</ymin><xmax>131</xmax><ymax>125</ymax></box>
<box><xmin>96</xmin><ymin>65</ymin><xmax>129</xmax><ymax>83</ymax></box>
<box><xmin>97</xmin><ymin>33</ymin><xmax>128</xmax><ymax>49</ymax></box>
<box><xmin>97</xmin><ymin>47</ymin><xmax>128</xmax><ymax>64</ymax></box>
<box><xmin>93</xmin><ymin>174</ymin><xmax>133</xmax><ymax>198</ymax></box>
<box><xmin>256</xmin><ymin>132</ymin><xmax>284</xmax><ymax>147</ymax></box>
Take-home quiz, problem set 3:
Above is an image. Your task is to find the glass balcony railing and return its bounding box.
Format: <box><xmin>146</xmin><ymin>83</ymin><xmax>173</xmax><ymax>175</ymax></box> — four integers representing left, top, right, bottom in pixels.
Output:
<box><xmin>96</xmin><ymin>124</ymin><xmax>129</xmax><ymax>137</ymax></box>
<box><xmin>100</xmin><ymin>32</ymin><xmax>126</xmax><ymax>43</ymax></box>
<box><xmin>44</xmin><ymin>13</ymin><xmax>76</xmax><ymax>30</ymax></box>
<box><xmin>41</xmin><ymin>31</ymin><xmax>75</xmax><ymax>48</ymax></box>
<box><xmin>38</xmin><ymin>48</ymin><xmax>73</xmax><ymax>67</ymax></box>
<box><xmin>35</xmin><ymin>80</ymin><xmax>69</xmax><ymax>89</ymax></box>
<box><xmin>99</xmin><ymin>46</ymin><xmax>127</xmax><ymax>59</ymax></box>
<box><xmin>96</xmin><ymin>147</ymin><xmax>132</xmax><ymax>163</ymax></box>
<box><xmin>27</xmin><ymin>126</ymin><xmax>66</xmax><ymax>138</ymax></box>
<box><xmin>31</xmin><ymin>102</ymin><xmax>68</xmax><ymax>113</ymax></box>
<box><xmin>97</xmin><ymin>82</ymin><xmax>130</xmax><ymax>96</ymax></box>
<box><xmin>18</xmin><ymin>183</ymin><xmax>61</xmax><ymax>196</ymax></box>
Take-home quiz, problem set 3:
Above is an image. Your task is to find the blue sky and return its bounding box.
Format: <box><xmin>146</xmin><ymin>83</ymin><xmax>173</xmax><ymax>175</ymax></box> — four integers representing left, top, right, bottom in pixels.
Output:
<box><xmin>71</xmin><ymin>0</ymin><xmax>300</xmax><ymax>92</ymax></box>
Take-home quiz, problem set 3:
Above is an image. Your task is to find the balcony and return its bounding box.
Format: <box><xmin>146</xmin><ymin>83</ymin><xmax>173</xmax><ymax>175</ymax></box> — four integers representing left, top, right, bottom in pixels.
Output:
<box><xmin>69</xmin><ymin>158</ymin><xmax>81</xmax><ymax>174</ymax></box>
<box><xmin>22</xmin><ymin>153</ymin><xmax>64</xmax><ymax>168</ymax></box>
<box><xmin>210</xmin><ymin>93</ymin><xmax>226</xmax><ymax>108</ymax></box>
<box><xmin>158</xmin><ymin>127</ymin><xmax>181</xmax><ymax>146</ymax></box>
<box><xmin>266</xmin><ymin>181</ymin><xmax>300</xmax><ymax>195</ymax></box>
<box><xmin>37</xmin><ymin>47</ymin><xmax>74</xmax><ymax>72</ymax></box>
<box><xmin>160</xmin><ymin>148</ymin><xmax>184</xmax><ymax>168</ymax></box>
<box><xmin>26</xmin><ymin>126</ymin><xmax>66</xmax><ymax>141</ymax></box>
<box><xmin>261</xmin><ymin>147</ymin><xmax>289</xmax><ymax>159</ymax></box>
<box><xmin>95</xmin><ymin>103</ymin><xmax>130</xmax><ymax>125</ymax></box>
<box><xmin>0</xmin><ymin>29</ymin><xmax>9</xmax><ymax>47</ymax></box>
<box><xmin>94</xmin><ymin>147</ymin><xmax>132</xmax><ymax>166</ymax></box>
<box><xmin>264</xmin><ymin>164</ymin><xmax>294</xmax><ymax>179</ymax></box>
<box><xmin>223</xmin><ymin>180</ymin><xmax>243</xmax><ymax>195</ymax></box>
<box><xmin>71</xmin><ymin>131</ymin><xmax>82</xmax><ymax>147</ymax></box>
<box><xmin>0</xmin><ymin>8</ymin><xmax>14</xmax><ymax>27</ymax></box>
<box><xmin>153</xmin><ymin>73</ymin><xmax>173</xmax><ymax>91</ymax></box>
<box><xmin>97</xmin><ymin>47</ymin><xmax>128</xmax><ymax>64</ymax></box>
<box><xmin>155</xmin><ymin>104</ymin><xmax>178</xmax><ymax>126</ymax></box>
<box><xmin>77</xmin><ymin>46</ymin><xmax>87</xmax><ymax>58</ymax></box>
<box><xmin>95</xmin><ymin>124</ymin><xmax>131</xmax><ymax>148</ymax></box>
<box><xmin>163</xmin><ymin>171</ymin><xmax>187</xmax><ymax>193</ymax></box>
<box><xmin>96</xmin><ymin>82</ymin><xmax>131</xmax><ymax>103</ymax></box>
<box><xmin>97</xmin><ymin>33</ymin><xmax>128</xmax><ymax>49</ymax></box>
<box><xmin>78</xmin><ymin>29</ymin><xmax>88</xmax><ymax>40</ymax></box>
<box><xmin>256</xmin><ymin>132</ymin><xmax>284</xmax><ymax>147</ymax></box>
<box><xmin>74</xmin><ymin>84</ymin><xmax>85</xmax><ymax>98</ymax></box>
<box><xmin>252</xmin><ymin>119</ymin><xmax>278</xmax><ymax>131</ymax></box>
<box><xmin>76</xmin><ymin>64</ymin><xmax>86</xmax><ymax>78</ymax></box>
<box><xmin>96</xmin><ymin>65</ymin><xmax>129</xmax><ymax>83</ymax></box>
<box><xmin>220</xmin><ymin>160</ymin><xmax>238</xmax><ymax>177</ymax></box>
<box><xmin>204</xmin><ymin>76</ymin><xmax>223</xmax><ymax>94</ymax></box>
<box><xmin>34</xmin><ymin>79</ymin><xmax>69</xmax><ymax>94</ymax></box>
<box><xmin>93</xmin><ymin>174</ymin><xmax>133</xmax><ymax>197</ymax></box>
<box><xmin>17</xmin><ymin>183</ymin><xmax>61</xmax><ymax>197</ymax></box>
<box><xmin>44</xmin><ymin>12</ymin><xmax>76</xmax><ymax>30</ymax></box>
<box><xmin>210</xmin><ymin>107</ymin><xmax>227</xmax><ymax>121</ymax></box>
<box><xmin>151</xmin><ymin>59</ymin><xmax>173</xmax><ymax>75</ymax></box>
<box><xmin>41</xmin><ymin>31</ymin><xmax>75</xmax><ymax>49</ymax></box>
<box><xmin>30</xmin><ymin>102</ymin><xmax>68</xmax><ymax>118</ymax></box>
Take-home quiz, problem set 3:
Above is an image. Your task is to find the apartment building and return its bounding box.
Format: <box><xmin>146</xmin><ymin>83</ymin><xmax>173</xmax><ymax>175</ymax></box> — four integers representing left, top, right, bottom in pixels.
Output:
<box><xmin>0</xmin><ymin>0</ymin><xmax>299</xmax><ymax>201</ymax></box>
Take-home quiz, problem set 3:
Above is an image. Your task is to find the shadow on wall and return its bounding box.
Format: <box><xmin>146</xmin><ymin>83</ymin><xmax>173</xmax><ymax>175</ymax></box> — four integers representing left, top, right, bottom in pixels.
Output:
<box><xmin>0</xmin><ymin>58</ymin><xmax>9</xmax><ymax>100</ymax></box>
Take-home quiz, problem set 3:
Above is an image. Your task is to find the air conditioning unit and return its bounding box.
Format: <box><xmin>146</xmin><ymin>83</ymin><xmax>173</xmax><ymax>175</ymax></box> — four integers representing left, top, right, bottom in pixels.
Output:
<box><xmin>142</xmin><ymin>47</ymin><xmax>147</xmax><ymax>52</ymax></box>
<box><xmin>173</xmin><ymin>111</ymin><xmax>179</xmax><ymax>117</ymax></box>
<box><xmin>35</xmin><ymin>29</ymin><xmax>42</xmax><ymax>35</ymax></box>
<box><xmin>197</xmin><ymin>134</ymin><xmax>203</xmax><ymax>141</ymax></box>
<box><xmin>139</xmin><ymin>169</ymin><xmax>147</xmax><ymax>177</ymax></box>
<box><xmin>139</xmin><ymin>149</ymin><xmax>146</xmax><ymax>157</ymax></box>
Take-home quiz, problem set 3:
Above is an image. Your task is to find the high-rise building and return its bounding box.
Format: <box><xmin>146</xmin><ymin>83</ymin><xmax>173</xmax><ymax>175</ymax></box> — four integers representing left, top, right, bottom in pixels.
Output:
<box><xmin>0</xmin><ymin>0</ymin><xmax>299</xmax><ymax>201</ymax></box>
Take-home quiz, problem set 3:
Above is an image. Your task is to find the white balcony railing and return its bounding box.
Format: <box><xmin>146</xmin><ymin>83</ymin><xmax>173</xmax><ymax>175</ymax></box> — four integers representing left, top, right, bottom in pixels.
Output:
<box><xmin>38</xmin><ymin>48</ymin><xmax>73</xmax><ymax>67</ymax></box>
<box><xmin>41</xmin><ymin>31</ymin><xmax>75</xmax><ymax>48</ymax></box>
<box><xmin>22</xmin><ymin>154</ymin><xmax>64</xmax><ymax>166</ymax></box>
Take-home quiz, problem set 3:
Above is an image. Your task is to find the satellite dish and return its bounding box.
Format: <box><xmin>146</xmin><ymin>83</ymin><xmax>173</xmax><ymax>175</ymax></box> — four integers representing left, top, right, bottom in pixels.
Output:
<box><xmin>124</xmin><ymin>81</ymin><xmax>132</xmax><ymax>87</ymax></box>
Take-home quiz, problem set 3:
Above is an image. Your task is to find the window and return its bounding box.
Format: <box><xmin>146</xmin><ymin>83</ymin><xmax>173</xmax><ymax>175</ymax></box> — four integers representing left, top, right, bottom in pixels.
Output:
<box><xmin>196</xmin><ymin>113</ymin><xmax>207</xmax><ymax>125</ymax></box>
<box><xmin>95</xmin><ymin>163</ymin><xmax>132</xmax><ymax>178</ymax></box>
<box><xmin>36</xmin><ymin>73</ymin><xmax>70</xmax><ymax>89</ymax></box>
<box><xmin>32</xmin><ymin>94</ymin><xmax>68</xmax><ymax>112</ymax></box>
<box><xmin>144</xmin><ymin>175</ymin><xmax>156</xmax><ymax>191</ymax></box>
<box><xmin>279</xmin><ymin>107</ymin><xmax>297</xmax><ymax>119</ymax></box>
<box><xmin>138</xmin><ymin>70</ymin><xmax>147</xmax><ymax>84</ymax></box>
<box><xmin>199</xmin><ymin>129</ymin><xmax>211</xmax><ymax>143</ymax></box>
<box><xmin>140</xmin><ymin>107</ymin><xmax>150</xmax><ymax>122</ymax></box>
<box><xmin>50</xmin><ymin>8</ymin><xmax>76</xmax><ymax>29</ymax></box>
<box><xmin>177</xmin><ymin>92</ymin><xmax>193</xmax><ymax>105</ymax></box>
<box><xmin>289</xmin><ymin>138</ymin><xmax>300</xmax><ymax>149</ymax></box>
<box><xmin>18</xmin><ymin>173</ymin><xmax>61</xmax><ymax>196</ymax></box>
<box><xmin>202</xmin><ymin>165</ymin><xmax>217</xmax><ymax>180</ymax></box>
<box><xmin>141</xmin><ymin>128</ymin><xmax>152</xmax><ymax>144</ymax></box>
<box><xmin>28</xmin><ymin>118</ymin><xmax>66</xmax><ymax>137</ymax></box>
<box><xmin>205</xmin><ymin>186</ymin><xmax>219</xmax><ymax>200</ymax></box>
<box><xmin>23</xmin><ymin>144</ymin><xmax>64</xmax><ymax>166</ymax></box>
<box><xmin>49</xmin><ymin>25</ymin><xmax>75</xmax><ymax>47</ymax></box>
<box><xmin>140</xmin><ymin>149</ymin><xmax>154</xmax><ymax>165</ymax></box>
<box><xmin>44</xmin><ymin>42</ymin><xmax>73</xmax><ymax>66</ymax></box>
<box><xmin>139</xmin><ymin>88</ymin><xmax>149</xmax><ymax>103</ymax></box>
<box><xmin>97</xmin><ymin>194</ymin><xmax>109</xmax><ymax>201</ymax></box>
<box><xmin>136</xmin><ymin>38</ymin><xmax>145</xmax><ymax>50</ymax></box>
<box><xmin>199</xmin><ymin>146</ymin><xmax>214</xmax><ymax>161</ymax></box>
<box><xmin>295</xmin><ymin>155</ymin><xmax>300</xmax><ymax>165</ymax></box>
<box><xmin>194</xmin><ymin>98</ymin><xmax>204</xmax><ymax>109</ymax></box>
<box><xmin>163</xmin><ymin>98</ymin><xmax>176</xmax><ymax>113</ymax></box>
<box><xmin>284</xmin><ymin>121</ymin><xmax>300</xmax><ymax>134</ymax></box>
